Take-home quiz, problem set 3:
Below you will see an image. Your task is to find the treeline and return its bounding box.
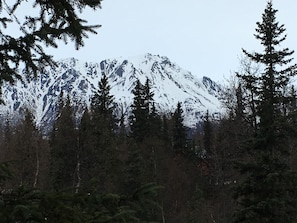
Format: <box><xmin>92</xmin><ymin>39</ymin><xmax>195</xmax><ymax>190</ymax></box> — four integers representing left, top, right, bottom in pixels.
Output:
<box><xmin>0</xmin><ymin>73</ymin><xmax>217</xmax><ymax>222</ymax></box>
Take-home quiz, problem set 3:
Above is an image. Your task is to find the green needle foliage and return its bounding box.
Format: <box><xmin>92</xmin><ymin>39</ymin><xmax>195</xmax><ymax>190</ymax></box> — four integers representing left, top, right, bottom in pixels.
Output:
<box><xmin>233</xmin><ymin>1</ymin><xmax>297</xmax><ymax>222</ymax></box>
<box><xmin>0</xmin><ymin>0</ymin><xmax>102</xmax><ymax>100</ymax></box>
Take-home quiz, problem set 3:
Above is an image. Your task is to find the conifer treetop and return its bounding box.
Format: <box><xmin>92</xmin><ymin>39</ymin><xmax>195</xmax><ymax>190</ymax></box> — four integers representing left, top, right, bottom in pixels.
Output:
<box><xmin>243</xmin><ymin>0</ymin><xmax>296</xmax><ymax>73</ymax></box>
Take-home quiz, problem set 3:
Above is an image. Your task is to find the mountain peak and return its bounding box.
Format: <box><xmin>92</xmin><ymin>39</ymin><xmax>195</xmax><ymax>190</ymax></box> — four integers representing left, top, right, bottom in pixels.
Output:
<box><xmin>0</xmin><ymin>54</ymin><xmax>224</xmax><ymax>132</ymax></box>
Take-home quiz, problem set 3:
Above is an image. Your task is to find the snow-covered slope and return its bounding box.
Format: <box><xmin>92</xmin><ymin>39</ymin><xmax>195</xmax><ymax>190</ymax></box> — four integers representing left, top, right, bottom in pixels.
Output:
<box><xmin>0</xmin><ymin>53</ymin><xmax>224</xmax><ymax>131</ymax></box>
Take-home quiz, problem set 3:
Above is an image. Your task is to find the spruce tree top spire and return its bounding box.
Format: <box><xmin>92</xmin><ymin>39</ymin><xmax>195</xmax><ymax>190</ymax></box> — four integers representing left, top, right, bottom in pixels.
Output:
<box><xmin>243</xmin><ymin>0</ymin><xmax>296</xmax><ymax>73</ymax></box>
<box><xmin>234</xmin><ymin>2</ymin><xmax>297</xmax><ymax>222</ymax></box>
<box><xmin>241</xmin><ymin>0</ymin><xmax>297</xmax><ymax>135</ymax></box>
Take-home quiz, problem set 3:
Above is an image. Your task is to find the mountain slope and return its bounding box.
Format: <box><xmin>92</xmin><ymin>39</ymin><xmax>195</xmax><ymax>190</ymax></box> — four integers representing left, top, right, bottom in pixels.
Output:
<box><xmin>0</xmin><ymin>53</ymin><xmax>224</xmax><ymax>131</ymax></box>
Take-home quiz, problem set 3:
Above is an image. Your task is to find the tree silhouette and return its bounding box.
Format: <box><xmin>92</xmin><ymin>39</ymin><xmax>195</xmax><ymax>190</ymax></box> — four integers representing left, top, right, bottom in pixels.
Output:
<box><xmin>234</xmin><ymin>2</ymin><xmax>297</xmax><ymax>222</ymax></box>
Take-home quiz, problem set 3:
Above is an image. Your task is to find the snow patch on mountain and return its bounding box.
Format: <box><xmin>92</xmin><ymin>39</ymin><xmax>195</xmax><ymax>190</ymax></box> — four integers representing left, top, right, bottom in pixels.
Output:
<box><xmin>0</xmin><ymin>53</ymin><xmax>224</xmax><ymax>131</ymax></box>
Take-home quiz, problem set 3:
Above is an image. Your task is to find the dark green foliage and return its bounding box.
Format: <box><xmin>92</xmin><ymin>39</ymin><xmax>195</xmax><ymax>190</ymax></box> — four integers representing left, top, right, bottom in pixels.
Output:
<box><xmin>2</xmin><ymin>118</ymin><xmax>12</xmax><ymax>150</ymax></box>
<box><xmin>78</xmin><ymin>108</ymin><xmax>94</xmax><ymax>189</ymax></box>
<box><xmin>233</xmin><ymin>1</ymin><xmax>297</xmax><ymax>222</ymax></box>
<box><xmin>130</xmin><ymin>79</ymin><xmax>147</xmax><ymax>141</ymax></box>
<box><xmin>0</xmin><ymin>109</ymin><xmax>48</xmax><ymax>189</ymax></box>
<box><xmin>90</xmin><ymin>73</ymin><xmax>116</xmax><ymax>145</ymax></box>
<box><xmin>149</xmin><ymin>102</ymin><xmax>162</xmax><ymax>137</ymax></box>
<box><xmin>186</xmin><ymin>186</ymin><xmax>206</xmax><ymax>223</ymax></box>
<box><xmin>0</xmin><ymin>162</ymin><xmax>12</xmax><ymax>185</ymax></box>
<box><xmin>16</xmin><ymin>109</ymin><xmax>39</xmax><ymax>187</ymax></box>
<box><xmin>127</xmin><ymin>78</ymin><xmax>165</xmax><ymax>203</ymax></box>
<box><xmin>172</xmin><ymin>102</ymin><xmax>187</xmax><ymax>153</ymax></box>
<box><xmin>0</xmin><ymin>184</ymin><xmax>161</xmax><ymax>223</ymax></box>
<box><xmin>84</xmin><ymin>192</ymin><xmax>139</xmax><ymax>223</ymax></box>
<box><xmin>144</xmin><ymin>78</ymin><xmax>155</xmax><ymax>137</ymax></box>
<box><xmin>129</xmin><ymin>182</ymin><xmax>163</xmax><ymax>222</ymax></box>
<box><xmin>161</xmin><ymin>114</ymin><xmax>170</xmax><ymax>141</ymax></box>
<box><xmin>50</xmin><ymin>96</ymin><xmax>78</xmax><ymax>191</ymax></box>
<box><xmin>130</xmin><ymin>78</ymin><xmax>155</xmax><ymax>141</ymax></box>
<box><xmin>91</xmin><ymin>73</ymin><xmax>115</xmax><ymax>122</ymax></box>
<box><xmin>0</xmin><ymin>187</ymin><xmax>44</xmax><ymax>223</ymax></box>
<box><xmin>287</xmin><ymin>86</ymin><xmax>297</xmax><ymax>130</ymax></box>
<box><xmin>87</xmin><ymin>74</ymin><xmax>118</xmax><ymax>193</ymax></box>
<box><xmin>125</xmin><ymin>143</ymin><xmax>144</xmax><ymax>195</ymax></box>
<box><xmin>234</xmin><ymin>155</ymin><xmax>297</xmax><ymax>223</ymax></box>
<box><xmin>0</xmin><ymin>0</ymin><xmax>102</xmax><ymax>98</ymax></box>
<box><xmin>203</xmin><ymin>110</ymin><xmax>212</xmax><ymax>156</ymax></box>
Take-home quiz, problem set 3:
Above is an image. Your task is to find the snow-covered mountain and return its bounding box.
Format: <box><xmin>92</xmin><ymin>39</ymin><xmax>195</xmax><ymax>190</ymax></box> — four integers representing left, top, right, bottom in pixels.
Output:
<box><xmin>0</xmin><ymin>53</ymin><xmax>224</xmax><ymax>132</ymax></box>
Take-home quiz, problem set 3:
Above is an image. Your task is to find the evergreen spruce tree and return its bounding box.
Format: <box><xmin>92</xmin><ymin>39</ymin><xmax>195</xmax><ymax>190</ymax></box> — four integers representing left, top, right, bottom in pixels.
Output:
<box><xmin>0</xmin><ymin>109</ymin><xmax>47</xmax><ymax>189</ymax></box>
<box><xmin>118</xmin><ymin>107</ymin><xmax>128</xmax><ymax>138</ymax></box>
<box><xmin>161</xmin><ymin>114</ymin><xmax>170</xmax><ymax>142</ymax></box>
<box><xmin>90</xmin><ymin>73</ymin><xmax>116</xmax><ymax>143</ymax></box>
<box><xmin>127</xmin><ymin>78</ymin><xmax>162</xmax><ymax>193</ymax></box>
<box><xmin>89</xmin><ymin>73</ymin><xmax>117</xmax><ymax>193</ymax></box>
<box><xmin>203</xmin><ymin>110</ymin><xmax>212</xmax><ymax>157</ymax></box>
<box><xmin>91</xmin><ymin>73</ymin><xmax>115</xmax><ymax>122</ymax></box>
<box><xmin>15</xmin><ymin>109</ymin><xmax>40</xmax><ymax>188</ymax></box>
<box><xmin>234</xmin><ymin>1</ymin><xmax>297</xmax><ymax>222</ymax></box>
<box><xmin>1</xmin><ymin>118</ymin><xmax>13</xmax><ymax>163</ymax></box>
<box><xmin>50</xmin><ymin>95</ymin><xmax>78</xmax><ymax>191</ymax></box>
<box><xmin>287</xmin><ymin>86</ymin><xmax>297</xmax><ymax>129</ymax></box>
<box><xmin>144</xmin><ymin>78</ymin><xmax>155</xmax><ymax>124</ymax></box>
<box><xmin>129</xmin><ymin>78</ymin><xmax>154</xmax><ymax>142</ymax></box>
<box><xmin>78</xmin><ymin>108</ymin><xmax>93</xmax><ymax>190</ymax></box>
<box><xmin>129</xmin><ymin>79</ymin><xmax>143</xmax><ymax>141</ymax></box>
<box><xmin>125</xmin><ymin>143</ymin><xmax>144</xmax><ymax>195</ymax></box>
<box><xmin>149</xmin><ymin>102</ymin><xmax>162</xmax><ymax>138</ymax></box>
<box><xmin>172</xmin><ymin>102</ymin><xmax>187</xmax><ymax>153</ymax></box>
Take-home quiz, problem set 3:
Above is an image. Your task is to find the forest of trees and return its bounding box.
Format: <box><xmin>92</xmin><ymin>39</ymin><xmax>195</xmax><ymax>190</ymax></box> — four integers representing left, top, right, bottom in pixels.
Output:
<box><xmin>1</xmin><ymin>1</ymin><xmax>297</xmax><ymax>223</ymax></box>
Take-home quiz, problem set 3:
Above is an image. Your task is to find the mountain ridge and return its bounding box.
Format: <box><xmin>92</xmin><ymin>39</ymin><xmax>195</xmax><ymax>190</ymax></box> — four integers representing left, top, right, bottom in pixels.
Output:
<box><xmin>0</xmin><ymin>53</ymin><xmax>224</xmax><ymax>132</ymax></box>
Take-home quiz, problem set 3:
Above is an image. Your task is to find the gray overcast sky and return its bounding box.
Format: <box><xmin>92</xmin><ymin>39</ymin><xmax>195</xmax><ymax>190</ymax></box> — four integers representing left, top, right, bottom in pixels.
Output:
<box><xmin>48</xmin><ymin>0</ymin><xmax>297</xmax><ymax>82</ymax></box>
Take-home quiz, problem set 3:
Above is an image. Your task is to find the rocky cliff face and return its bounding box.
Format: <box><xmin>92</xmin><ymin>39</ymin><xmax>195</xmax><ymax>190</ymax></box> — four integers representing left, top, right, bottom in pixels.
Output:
<box><xmin>0</xmin><ymin>53</ymin><xmax>224</xmax><ymax>132</ymax></box>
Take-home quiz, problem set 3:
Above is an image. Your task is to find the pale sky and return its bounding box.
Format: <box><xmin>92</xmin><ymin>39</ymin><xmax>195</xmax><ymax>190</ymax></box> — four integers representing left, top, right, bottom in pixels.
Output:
<box><xmin>46</xmin><ymin>0</ymin><xmax>297</xmax><ymax>82</ymax></box>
